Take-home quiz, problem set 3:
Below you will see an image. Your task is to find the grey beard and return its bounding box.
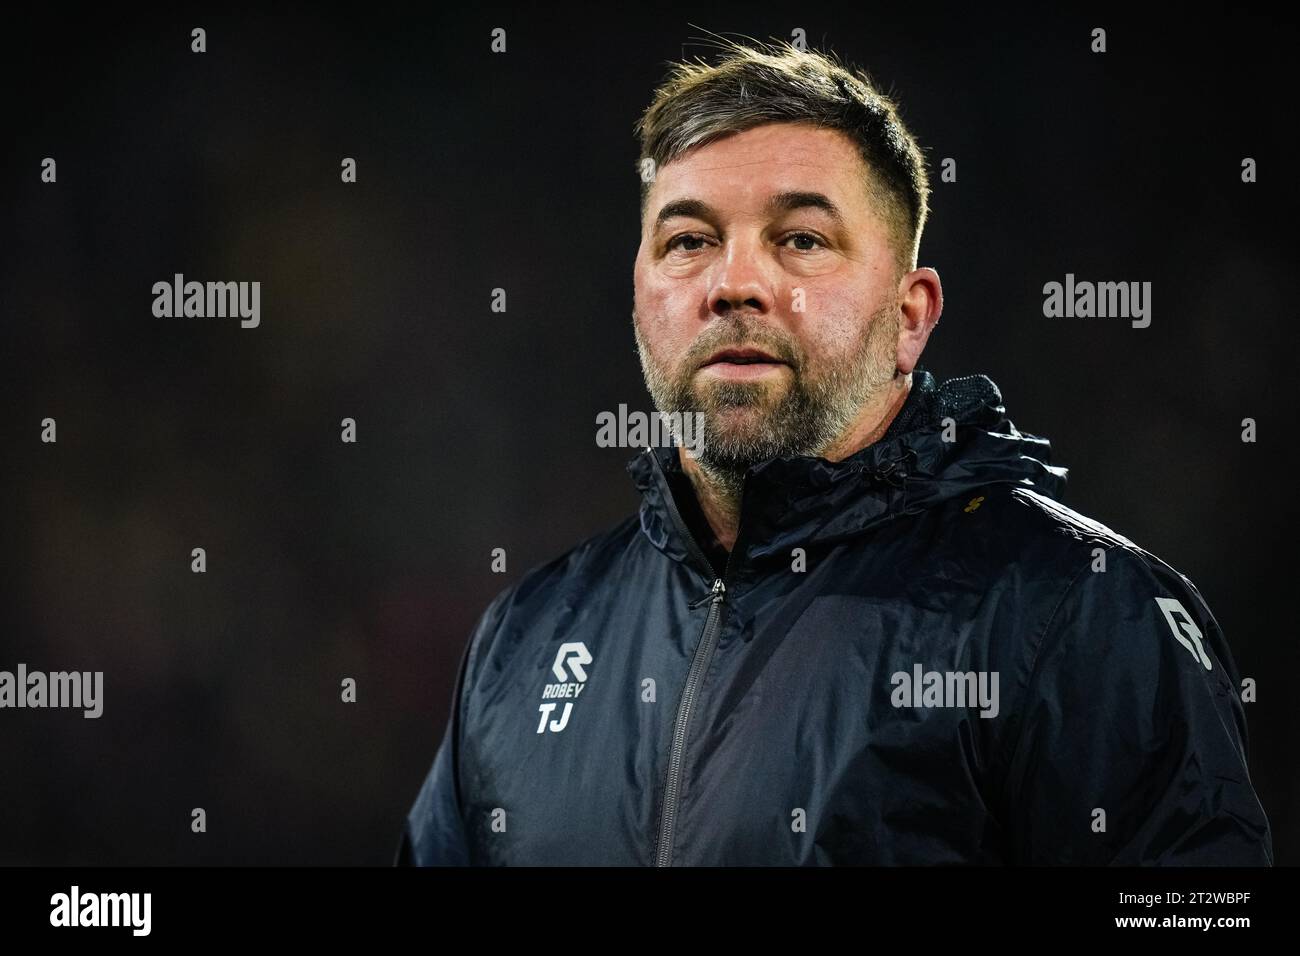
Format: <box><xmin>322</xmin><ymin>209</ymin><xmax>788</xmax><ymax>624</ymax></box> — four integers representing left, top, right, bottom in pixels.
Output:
<box><xmin>633</xmin><ymin>305</ymin><xmax>899</xmax><ymax>500</ymax></box>
<box><xmin>678</xmin><ymin>376</ymin><xmax>858</xmax><ymax>496</ymax></box>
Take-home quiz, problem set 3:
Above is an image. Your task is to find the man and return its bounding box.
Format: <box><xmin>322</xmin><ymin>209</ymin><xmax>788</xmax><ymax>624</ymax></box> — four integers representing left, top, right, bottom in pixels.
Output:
<box><xmin>397</xmin><ymin>39</ymin><xmax>1272</xmax><ymax>865</ymax></box>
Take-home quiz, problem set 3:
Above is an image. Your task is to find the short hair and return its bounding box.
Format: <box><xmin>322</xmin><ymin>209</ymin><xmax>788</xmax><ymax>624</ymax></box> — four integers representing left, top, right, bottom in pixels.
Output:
<box><xmin>634</xmin><ymin>36</ymin><xmax>931</xmax><ymax>278</ymax></box>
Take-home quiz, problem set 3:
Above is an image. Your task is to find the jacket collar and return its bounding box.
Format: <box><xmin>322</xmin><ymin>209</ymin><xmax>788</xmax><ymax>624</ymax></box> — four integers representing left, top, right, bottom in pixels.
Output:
<box><xmin>625</xmin><ymin>369</ymin><xmax>1068</xmax><ymax>571</ymax></box>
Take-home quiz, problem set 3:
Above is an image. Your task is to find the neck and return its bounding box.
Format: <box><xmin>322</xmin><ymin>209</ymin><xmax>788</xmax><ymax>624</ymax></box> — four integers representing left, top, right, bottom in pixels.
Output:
<box><xmin>679</xmin><ymin>372</ymin><xmax>913</xmax><ymax>552</ymax></box>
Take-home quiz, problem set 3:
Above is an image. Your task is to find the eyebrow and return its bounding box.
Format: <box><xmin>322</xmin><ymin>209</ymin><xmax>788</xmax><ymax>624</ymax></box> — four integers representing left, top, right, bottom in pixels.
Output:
<box><xmin>651</xmin><ymin>191</ymin><xmax>847</xmax><ymax>233</ymax></box>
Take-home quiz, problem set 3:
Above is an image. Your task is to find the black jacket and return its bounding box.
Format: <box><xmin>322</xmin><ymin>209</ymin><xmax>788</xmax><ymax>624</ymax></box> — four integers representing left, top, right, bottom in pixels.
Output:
<box><xmin>397</xmin><ymin>369</ymin><xmax>1273</xmax><ymax>865</ymax></box>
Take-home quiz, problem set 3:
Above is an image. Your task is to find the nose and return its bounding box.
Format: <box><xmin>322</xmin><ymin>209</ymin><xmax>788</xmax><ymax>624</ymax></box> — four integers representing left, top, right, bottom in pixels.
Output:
<box><xmin>708</xmin><ymin>234</ymin><xmax>775</xmax><ymax>319</ymax></box>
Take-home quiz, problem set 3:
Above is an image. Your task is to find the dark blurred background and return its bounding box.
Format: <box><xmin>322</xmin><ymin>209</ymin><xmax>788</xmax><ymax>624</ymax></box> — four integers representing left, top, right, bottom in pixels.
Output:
<box><xmin>2</xmin><ymin>5</ymin><xmax>1295</xmax><ymax>864</ymax></box>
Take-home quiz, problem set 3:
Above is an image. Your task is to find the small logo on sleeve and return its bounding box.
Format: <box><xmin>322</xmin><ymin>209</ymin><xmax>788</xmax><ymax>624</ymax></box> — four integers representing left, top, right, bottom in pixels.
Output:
<box><xmin>1155</xmin><ymin>597</ymin><xmax>1213</xmax><ymax>670</ymax></box>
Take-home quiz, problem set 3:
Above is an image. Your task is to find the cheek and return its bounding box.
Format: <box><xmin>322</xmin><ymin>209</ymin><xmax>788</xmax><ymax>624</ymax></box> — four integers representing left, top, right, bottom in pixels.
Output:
<box><xmin>634</xmin><ymin>312</ymin><xmax>682</xmax><ymax>373</ymax></box>
<box><xmin>636</xmin><ymin>285</ymin><xmax>698</xmax><ymax>358</ymax></box>
<box><xmin>795</xmin><ymin>288</ymin><xmax>875</xmax><ymax>362</ymax></box>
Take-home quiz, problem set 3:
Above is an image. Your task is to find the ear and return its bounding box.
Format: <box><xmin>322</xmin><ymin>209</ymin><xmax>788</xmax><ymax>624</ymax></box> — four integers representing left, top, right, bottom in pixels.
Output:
<box><xmin>895</xmin><ymin>267</ymin><xmax>943</xmax><ymax>374</ymax></box>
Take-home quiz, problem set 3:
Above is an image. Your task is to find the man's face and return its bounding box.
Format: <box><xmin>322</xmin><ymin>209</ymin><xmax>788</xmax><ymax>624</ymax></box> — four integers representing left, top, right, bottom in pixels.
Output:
<box><xmin>633</xmin><ymin>121</ymin><xmax>904</xmax><ymax>477</ymax></box>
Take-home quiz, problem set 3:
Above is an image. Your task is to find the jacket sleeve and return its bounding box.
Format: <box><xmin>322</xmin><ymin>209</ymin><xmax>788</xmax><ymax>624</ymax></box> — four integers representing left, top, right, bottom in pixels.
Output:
<box><xmin>998</xmin><ymin>546</ymin><xmax>1273</xmax><ymax>865</ymax></box>
<box><xmin>393</xmin><ymin>616</ymin><xmax>481</xmax><ymax>866</ymax></box>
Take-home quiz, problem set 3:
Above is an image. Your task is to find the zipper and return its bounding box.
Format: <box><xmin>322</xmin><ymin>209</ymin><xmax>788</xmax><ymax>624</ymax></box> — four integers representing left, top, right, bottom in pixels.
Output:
<box><xmin>648</xmin><ymin>449</ymin><xmax>738</xmax><ymax>867</ymax></box>
<box><xmin>657</xmin><ymin>571</ymin><xmax>728</xmax><ymax>866</ymax></box>
<box><xmin>645</xmin><ymin>445</ymin><xmax>909</xmax><ymax>864</ymax></box>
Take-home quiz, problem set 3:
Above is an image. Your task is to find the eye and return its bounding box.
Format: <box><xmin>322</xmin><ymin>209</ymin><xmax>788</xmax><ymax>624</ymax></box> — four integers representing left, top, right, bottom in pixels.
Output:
<box><xmin>665</xmin><ymin>233</ymin><xmax>713</xmax><ymax>253</ymax></box>
<box><xmin>664</xmin><ymin>231</ymin><xmax>828</xmax><ymax>255</ymax></box>
<box><xmin>781</xmin><ymin>231</ymin><xmax>828</xmax><ymax>253</ymax></box>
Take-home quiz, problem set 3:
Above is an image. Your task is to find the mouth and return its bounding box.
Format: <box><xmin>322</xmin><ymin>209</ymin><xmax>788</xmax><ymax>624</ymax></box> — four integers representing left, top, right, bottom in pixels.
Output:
<box><xmin>700</xmin><ymin>347</ymin><xmax>787</xmax><ymax>369</ymax></box>
<box><xmin>698</xmin><ymin>347</ymin><xmax>790</xmax><ymax>381</ymax></box>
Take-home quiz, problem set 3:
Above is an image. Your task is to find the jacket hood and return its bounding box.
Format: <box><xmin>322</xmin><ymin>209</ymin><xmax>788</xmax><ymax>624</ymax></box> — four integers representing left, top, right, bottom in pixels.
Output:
<box><xmin>625</xmin><ymin>368</ymin><xmax>1069</xmax><ymax>567</ymax></box>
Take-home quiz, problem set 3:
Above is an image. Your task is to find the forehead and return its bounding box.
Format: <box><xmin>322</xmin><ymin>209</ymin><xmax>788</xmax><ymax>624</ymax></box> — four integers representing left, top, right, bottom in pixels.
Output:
<box><xmin>647</xmin><ymin>122</ymin><xmax>870</xmax><ymax>220</ymax></box>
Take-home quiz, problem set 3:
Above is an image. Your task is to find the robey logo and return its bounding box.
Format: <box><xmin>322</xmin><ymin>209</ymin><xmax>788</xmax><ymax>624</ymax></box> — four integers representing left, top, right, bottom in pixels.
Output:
<box><xmin>1155</xmin><ymin>596</ymin><xmax>1213</xmax><ymax>670</ymax></box>
<box><xmin>537</xmin><ymin>642</ymin><xmax>592</xmax><ymax>734</ymax></box>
